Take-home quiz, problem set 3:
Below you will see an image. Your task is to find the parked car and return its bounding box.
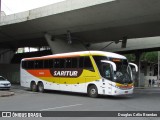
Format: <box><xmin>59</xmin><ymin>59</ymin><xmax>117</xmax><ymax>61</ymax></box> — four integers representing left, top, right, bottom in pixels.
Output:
<box><xmin>0</xmin><ymin>76</ymin><xmax>11</xmax><ymax>90</ymax></box>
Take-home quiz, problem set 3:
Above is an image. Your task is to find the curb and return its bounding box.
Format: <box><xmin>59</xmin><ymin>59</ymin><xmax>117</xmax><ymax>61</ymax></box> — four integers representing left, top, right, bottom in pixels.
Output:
<box><xmin>0</xmin><ymin>91</ymin><xmax>15</xmax><ymax>97</ymax></box>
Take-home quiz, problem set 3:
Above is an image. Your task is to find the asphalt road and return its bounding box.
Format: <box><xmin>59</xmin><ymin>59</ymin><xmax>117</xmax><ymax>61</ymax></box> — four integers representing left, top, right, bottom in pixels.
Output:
<box><xmin>0</xmin><ymin>85</ymin><xmax>160</xmax><ymax>120</ymax></box>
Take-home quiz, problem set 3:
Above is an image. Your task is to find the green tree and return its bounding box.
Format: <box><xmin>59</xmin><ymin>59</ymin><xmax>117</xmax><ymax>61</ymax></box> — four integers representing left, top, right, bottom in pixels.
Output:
<box><xmin>141</xmin><ymin>51</ymin><xmax>158</xmax><ymax>63</ymax></box>
<box><xmin>124</xmin><ymin>51</ymin><xmax>158</xmax><ymax>63</ymax></box>
<box><xmin>124</xmin><ymin>54</ymin><xmax>135</xmax><ymax>62</ymax></box>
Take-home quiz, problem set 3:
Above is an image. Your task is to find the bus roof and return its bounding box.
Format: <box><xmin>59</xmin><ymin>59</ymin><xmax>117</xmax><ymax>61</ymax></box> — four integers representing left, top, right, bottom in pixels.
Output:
<box><xmin>22</xmin><ymin>51</ymin><xmax>126</xmax><ymax>61</ymax></box>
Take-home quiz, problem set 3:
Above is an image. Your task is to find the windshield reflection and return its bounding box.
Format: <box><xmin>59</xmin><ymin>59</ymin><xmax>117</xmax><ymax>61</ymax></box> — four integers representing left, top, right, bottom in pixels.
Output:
<box><xmin>113</xmin><ymin>65</ymin><xmax>132</xmax><ymax>84</ymax></box>
<box><xmin>93</xmin><ymin>56</ymin><xmax>133</xmax><ymax>84</ymax></box>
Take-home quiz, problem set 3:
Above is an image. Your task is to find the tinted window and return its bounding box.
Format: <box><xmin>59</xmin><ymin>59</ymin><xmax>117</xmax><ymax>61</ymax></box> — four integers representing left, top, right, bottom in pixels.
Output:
<box><xmin>54</xmin><ymin>59</ymin><xmax>60</xmax><ymax>68</ymax></box>
<box><xmin>84</xmin><ymin>56</ymin><xmax>94</xmax><ymax>71</ymax></box>
<box><xmin>22</xmin><ymin>61</ymin><xmax>27</xmax><ymax>69</ymax></box>
<box><xmin>48</xmin><ymin>59</ymin><xmax>54</xmax><ymax>68</ymax></box>
<box><xmin>59</xmin><ymin>59</ymin><xmax>65</xmax><ymax>68</ymax></box>
<box><xmin>44</xmin><ymin>60</ymin><xmax>49</xmax><ymax>68</ymax></box>
<box><xmin>23</xmin><ymin>59</ymin><xmax>54</xmax><ymax>69</ymax></box>
<box><xmin>35</xmin><ymin>60</ymin><xmax>43</xmax><ymax>69</ymax></box>
<box><xmin>28</xmin><ymin>61</ymin><xmax>34</xmax><ymax>69</ymax></box>
<box><xmin>93</xmin><ymin>56</ymin><xmax>108</xmax><ymax>65</ymax></box>
<box><xmin>44</xmin><ymin>59</ymin><xmax>54</xmax><ymax>68</ymax></box>
<box><xmin>93</xmin><ymin>56</ymin><xmax>108</xmax><ymax>70</ymax></box>
<box><xmin>66</xmin><ymin>58</ymin><xmax>72</xmax><ymax>68</ymax></box>
<box><xmin>72</xmin><ymin>58</ymin><xmax>78</xmax><ymax>68</ymax></box>
<box><xmin>79</xmin><ymin>57</ymin><xmax>84</xmax><ymax>68</ymax></box>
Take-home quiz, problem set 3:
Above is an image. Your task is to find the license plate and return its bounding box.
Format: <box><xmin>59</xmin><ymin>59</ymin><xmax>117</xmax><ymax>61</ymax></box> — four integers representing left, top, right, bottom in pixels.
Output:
<box><xmin>125</xmin><ymin>91</ymin><xmax>128</xmax><ymax>93</ymax></box>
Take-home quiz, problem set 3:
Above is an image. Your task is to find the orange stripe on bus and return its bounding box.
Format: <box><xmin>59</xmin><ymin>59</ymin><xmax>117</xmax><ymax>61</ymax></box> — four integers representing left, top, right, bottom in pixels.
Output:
<box><xmin>27</xmin><ymin>69</ymin><xmax>53</xmax><ymax>77</ymax></box>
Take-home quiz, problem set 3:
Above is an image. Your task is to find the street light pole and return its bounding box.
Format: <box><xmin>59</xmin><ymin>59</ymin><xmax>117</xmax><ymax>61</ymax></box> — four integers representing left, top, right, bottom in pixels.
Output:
<box><xmin>158</xmin><ymin>51</ymin><xmax>160</xmax><ymax>81</ymax></box>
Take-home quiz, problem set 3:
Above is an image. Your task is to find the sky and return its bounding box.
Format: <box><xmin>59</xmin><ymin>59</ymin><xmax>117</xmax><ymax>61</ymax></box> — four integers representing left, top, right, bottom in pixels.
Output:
<box><xmin>1</xmin><ymin>0</ymin><xmax>65</xmax><ymax>15</ymax></box>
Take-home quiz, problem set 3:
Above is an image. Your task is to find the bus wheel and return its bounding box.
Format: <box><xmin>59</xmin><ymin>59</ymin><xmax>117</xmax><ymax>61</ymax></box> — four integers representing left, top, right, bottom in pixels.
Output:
<box><xmin>88</xmin><ymin>85</ymin><xmax>98</xmax><ymax>98</ymax></box>
<box><xmin>30</xmin><ymin>82</ymin><xmax>37</xmax><ymax>92</ymax></box>
<box><xmin>38</xmin><ymin>82</ymin><xmax>44</xmax><ymax>93</ymax></box>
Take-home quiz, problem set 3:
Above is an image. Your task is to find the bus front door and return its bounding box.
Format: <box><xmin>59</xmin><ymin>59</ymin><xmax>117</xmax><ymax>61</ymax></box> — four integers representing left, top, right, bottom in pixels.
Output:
<box><xmin>102</xmin><ymin>63</ymin><xmax>113</xmax><ymax>95</ymax></box>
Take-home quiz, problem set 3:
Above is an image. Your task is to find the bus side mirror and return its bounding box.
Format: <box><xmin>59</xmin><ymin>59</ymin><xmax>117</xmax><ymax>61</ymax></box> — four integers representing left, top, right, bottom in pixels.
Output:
<box><xmin>101</xmin><ymin>60</ymin><xmax>117</xmax><ymax>71</ymax></box>
<box><xmin>129</xmin><ymin>63</ymin><xmax>138</xmax><ymax>72</ymax></box>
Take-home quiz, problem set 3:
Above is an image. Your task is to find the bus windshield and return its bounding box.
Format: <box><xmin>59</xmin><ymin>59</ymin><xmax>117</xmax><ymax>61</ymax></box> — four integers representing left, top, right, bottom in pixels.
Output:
<box><xmin>93</xmin><ymin>56</ymin><xmax>132</xmax><ymax>84</ymax></box>
<box><xmin>110</xmin><ymin>58</ymin><xmax>132</xmax><ymax>84</ymax></box>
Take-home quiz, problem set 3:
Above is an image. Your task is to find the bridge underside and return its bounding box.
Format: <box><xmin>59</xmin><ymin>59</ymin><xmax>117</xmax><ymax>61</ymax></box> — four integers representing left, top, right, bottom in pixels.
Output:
<box><xmin>0</xmin><ymin>0</ymin><xmax>160</xmax><ymax>53</ymax></box>
<box><xmin>1</xmin><ymin>0</ymin><xmax>160</xmax><ymax>87</ymax></box>
<box><xmin>90</xmin><ymin>37</ymin><xmax>160</xmax><ymax>54</ymax></box>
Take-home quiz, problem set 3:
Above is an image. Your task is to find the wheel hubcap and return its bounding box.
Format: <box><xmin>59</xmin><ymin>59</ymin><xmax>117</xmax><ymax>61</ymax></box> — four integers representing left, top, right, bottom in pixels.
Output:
<box><xmin>39</xmin><ymin>85</ymin><xmax>43</xmax><ymax>91</ymax></box>
<box><xmin>91</xmin><ymin>88</ymin><xmax>96</xmax><ymax>95</ymax></box>
<box><xmin>33</xmin><ymin>85</ymin><xmax>36</xmax><ymax>90</ymax></box>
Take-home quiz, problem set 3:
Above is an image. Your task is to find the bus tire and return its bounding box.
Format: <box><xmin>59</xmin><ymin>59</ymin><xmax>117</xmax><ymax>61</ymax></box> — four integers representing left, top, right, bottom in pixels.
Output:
<box><xmin>38</xmin><ymin>82</ymin><xmax>44</xmax><ymax>93</ymax></box>
<box><xmin>30</xmin><ymin>82</ymin><xmax>37</xmax><ymax>92</ymax></box>
<box><xmin>88</xmin><ymin>85</ymin><xmax>98</xmax><ymax>98</ymax></box>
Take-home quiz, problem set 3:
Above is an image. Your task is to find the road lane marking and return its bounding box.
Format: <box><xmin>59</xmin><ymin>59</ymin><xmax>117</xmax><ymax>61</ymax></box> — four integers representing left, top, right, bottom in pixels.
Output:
<box><xmin>40</xmin><ymin>104</ymin><xmax>83</xmax><ymax>111</ymax></box>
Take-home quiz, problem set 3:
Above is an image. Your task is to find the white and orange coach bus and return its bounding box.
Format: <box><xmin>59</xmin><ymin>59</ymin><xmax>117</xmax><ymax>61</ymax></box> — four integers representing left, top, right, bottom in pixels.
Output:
<box><xmin>20</xmin><ymin>51</ymin><xmax>138</xmax><ymax>97</ymax></box>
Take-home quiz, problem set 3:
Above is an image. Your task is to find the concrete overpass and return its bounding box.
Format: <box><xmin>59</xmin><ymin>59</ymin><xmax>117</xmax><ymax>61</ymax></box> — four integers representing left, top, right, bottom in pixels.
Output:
<box><xmin>90</xmin><ymin>37</ymin><xmax>160</xmax><ymax>54</ymax></box>
<box><xmin>1</xmin><ymin>0</ymin><xmax>160</xmax><ymax>86</ymax></box>
<box><xmin>0</xmin><ymin>0</ymin><xmax>160</xmax><ymax>53</ymax></box>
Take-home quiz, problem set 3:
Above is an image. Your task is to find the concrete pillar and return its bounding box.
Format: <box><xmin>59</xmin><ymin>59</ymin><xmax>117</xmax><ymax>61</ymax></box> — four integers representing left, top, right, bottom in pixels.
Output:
<box><xmin>158</xmin><ymin>51</ymin><xmax>160</xmax><ymax>81</ymax></box>
<box><xmin>0</xmin><ymin>64</ymin><xmax>20</xmax><ymax>84</ymax></box>
<box><xmin>0</xmin><ymin>49</ymin><xmax>15</xmax><ymax>64</ymax></box>
<box><xmin>135</xmin><ymin>51</ymin><xmax>143</xmax><ymax>87</ymax></box>
<box><xmin>44</xmin><ymin>33</ymin><xmax>87</xmax><ymax>54</ymax></box>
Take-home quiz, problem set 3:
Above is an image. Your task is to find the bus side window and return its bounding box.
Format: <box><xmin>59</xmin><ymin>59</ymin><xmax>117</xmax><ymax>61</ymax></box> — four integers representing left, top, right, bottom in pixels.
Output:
<box><xmin>72</xmin><ymin>58</ymin><xmax>78</xmax><ymax>68</ymax></box>
<box><xmin>22</xmin><ymin>61</ymin><xmax>27</xmax><ymax>69</ymax></box>
<box><xmin>35</xmin><ymin>60</ymin><xmax>43</xmax><ymax>69</ymax></box>
<box><xmin>48</xmin><ymin>59</ymin><xmax>54</xmax><ymax>68</ymax></box>
<box><xmin>28</xmin><ymin>61</ymin><xmax>35</xmax><ymax>69</ymax></box>
<box><xmin>59</xmin><ymin>59</ymin><xmax>65</xmax><ymax>68</ymax></box>
<box><xmin>66</xmin><ymin>58</ymin><xmax>72</xmax><ymax>68</ymax></box>
<box><xmin>44</xmin><ymin>60</ymin><xmax>49</xmax><ymax>68</ymax></box>
<box><xmin>44</xmin><ymin>59</ymin><xmax>53</xmax><ymax>68</ymax></box>
<box><xmin>54</xmin><ymin>59</ymin><xmax>60</xmax><ymax>68</ymax></box>
<box><xmin>84</xmin><ymin>56</ymin><xmax>94</xmax><ymax>71</ymax></box>
<box><xmin>78</xmin><ymin>57</ymin><xmax>84</xmax><ymax>68</ymax></box>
